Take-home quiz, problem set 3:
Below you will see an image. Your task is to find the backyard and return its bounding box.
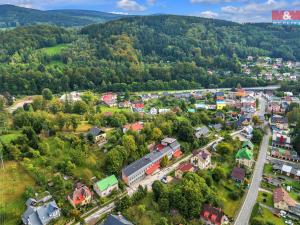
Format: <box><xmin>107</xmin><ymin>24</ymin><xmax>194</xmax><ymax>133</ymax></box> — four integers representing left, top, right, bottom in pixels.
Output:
<box><xmin>0</xmin><ymin>161</ymin><xmax>37</xmax><ymax>225</ymax></box>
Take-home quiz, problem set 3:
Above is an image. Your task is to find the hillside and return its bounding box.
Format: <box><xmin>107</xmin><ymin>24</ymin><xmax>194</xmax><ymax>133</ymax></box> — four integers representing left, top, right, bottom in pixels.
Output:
<box><xmin>0</xmin><ymin>4</ymin><xmax>126</xmax><ymax>28</ymax></box>
<box><xmin>82</xmin><ymin>15</ymin><xmax>300</xmax><ymax>61</ymax></box>
<box><xmin>0</xmin><ymin>15</ymin><xmax>300</xmax><ymax>95</ymax></box>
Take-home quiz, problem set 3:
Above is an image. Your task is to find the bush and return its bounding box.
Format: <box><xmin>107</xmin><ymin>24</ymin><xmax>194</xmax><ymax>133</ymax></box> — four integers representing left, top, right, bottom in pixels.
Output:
<box><xmin>228</xmin><ymin>191</ymin><xmax>239</xmax><ymax>200</ymax></box>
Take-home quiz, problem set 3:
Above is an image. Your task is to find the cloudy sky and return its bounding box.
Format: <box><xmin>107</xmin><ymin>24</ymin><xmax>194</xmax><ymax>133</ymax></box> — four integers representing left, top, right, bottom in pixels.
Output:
<box><xmin>1</xmin><ymin>0</ymin><xmax>300</xmax><ymax>22</ymax></box>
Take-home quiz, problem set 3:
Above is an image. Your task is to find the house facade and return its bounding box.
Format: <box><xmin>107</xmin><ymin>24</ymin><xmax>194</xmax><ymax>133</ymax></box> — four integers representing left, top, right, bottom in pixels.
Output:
<box><xmin>273</xmin><ymin>187</ymin><xmax>296</xmax><ymax>211</ymax></box>
<box><xmin>123</xmin><ymin>122</ymin><xmax>144</xmax><ymax>133</ymax></box>
<box><xmin>175</xmin><ymin>162</ymin><xmax>195</xmax><ymax>179</ymax></box>
<box><xmin>231</xmin><ymin>167</ymin><xmax>246</xmax><ymax>183</ymax></box>
<box><xmin>200</xmin><ymin>204</ymin><xmax>229</xmax><ymax>225</ymax></box>
<box><xmin>194</xmin><ymin>126</ymin><xmax>210</xmax><ymax>139</ymax></box>
<box><xmin>101</xmin><ymin>92</ymin><xmax>117</xmax><ymax>107</ymax></box>
<box><xmin>93</xmin><ymin>175</ymin><xmax>118</xmax><ymax>197</ymax></box>
<box><xmin>68</xmin><ymin>183</ymin><xmax>92</xmax><ymax>208</ymax></box>
<box><xmin>272</xmin><ymin>132</ymin><xmax>292</xmax><ymax>150</ymax></box>
<box><xmin>22</xmin><ymin>199</ymin><xmax>61</xmax><ymax>225</ymax></box>
<box><xmin>236</xmin><ymin>148</ymin><xmax>254</xmax><ymax>168</ymax></box>
<box><xmin>122</xmin><ymin>138</ymin><xmax>181</xmax><ymax>186</ymax></box>
<box><xmin>191</xmin><ymin>149</ymin><xmax>211</xmax><ymax>170</ymax></box>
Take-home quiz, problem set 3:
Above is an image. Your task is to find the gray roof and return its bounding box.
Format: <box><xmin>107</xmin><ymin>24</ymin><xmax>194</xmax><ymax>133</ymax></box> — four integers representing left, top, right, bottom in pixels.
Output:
<box><xmin>122</xmin><ymin>140</ymin><xmax>179</xmax><ymax>177</ymax></box>
<box><xmin>22</xmin><ymin>200</ymin><xmax>60</xmax><ymax>225</ymax></box>
<box><xmin>102</xmin><ymin>214</ymin><xmax>133</xmax><ymax>225</ymax></box>
<box><xmin>271</xmin><ymin>116</ymin><xmax>288</xmax><ymax>124</ymax></box>
<box><xmin>195</xmin><ymin>126</ymin><xmax>210</xmax><ymax>138</ymax></box>
<box><xmin>88</xmin><ymin>127</ymin><xmax>103</xmax><ymax>137</ymax></box>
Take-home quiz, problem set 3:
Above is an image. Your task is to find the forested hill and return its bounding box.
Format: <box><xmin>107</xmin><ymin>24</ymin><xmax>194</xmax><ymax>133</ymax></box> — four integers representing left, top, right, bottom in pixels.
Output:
<box><xmin>0</xmin><ymin>5</ymin><xmax>126</xmax><ymax>28</ymax></box>
<box><xmin>82</xmin><ymin>15</ymin><xmax>300</xmax><ymax>61</ymax></box>
<box><xmin>0</xmin><ymin>15</ymin><xmax>300</xmax><ymax>95</ymax></box>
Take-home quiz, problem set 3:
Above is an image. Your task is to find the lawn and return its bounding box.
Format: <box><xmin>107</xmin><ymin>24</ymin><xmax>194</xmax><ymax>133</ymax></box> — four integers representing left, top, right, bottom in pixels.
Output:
<box><xmin>124</xmin><ymin>193</ymin><xmax>165</xmax><ymax>225</ymax></box>
<box><xmin>284</xmin><ymin>179</ymin><xmax>300</xmax><ymax>190</ymax></box>
<box><xmin>100</xmin><ymin>106</ymin><xmax>131</xmax><ymax>113</ymax></box>
<box><xmin>219</xmin><ymin>181</ymin><xmax>244</xmax><ymax>218</ymax></box>
<box><xmin>40</xmin><ymin>137</ymin><xmax>107</xmax><ymax>181</ymax></box>
<box><xmin>0</xmin><ymin>161</ymin><xmax>36</xmax><ymax>225</ymax></box>
<box><xmin>289</xmin><ymin>190</ymin><xmax>300</xmax><ymax>202</ymax></box>
<box><xmin>40</xmin><ymin>44</ymin><xmax>68</xmax><ymax>56</ymax></box>
<box><xmin>76</xmin><ymin>122</ymin><xmax>93</xmax><ymax>133</ymax></box>
<box><xmin>0</xmin><ymin>131</ymin><xmax>22</xmax><ymax>144</ymax></box>
<box><xmin>252</xmin><ymin>206</ymin><xmax>285</xmax><ymax>225</ymax></box>
<box><xmin>257</xmin><ymin>191</ymin><xmax>273</xmax><ymax>207</ymax></box>
<box><xmin>263</xmin><ymin>163</ymin><xmax>273</xmax><ymax>174</ymax></box>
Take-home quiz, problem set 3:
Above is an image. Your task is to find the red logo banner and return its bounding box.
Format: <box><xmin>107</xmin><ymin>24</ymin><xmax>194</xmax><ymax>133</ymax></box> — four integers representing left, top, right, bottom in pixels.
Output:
<box><xmin>272</xmin><ymin>10</ymin><xmax>300</xmax><ymax>20</ymax></box>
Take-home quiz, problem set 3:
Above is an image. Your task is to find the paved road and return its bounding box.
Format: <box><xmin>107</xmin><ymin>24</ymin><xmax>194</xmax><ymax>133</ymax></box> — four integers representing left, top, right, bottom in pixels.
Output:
<box><xmin>82</xmin><ymin>131</ymin><xmax>242</xmax><ymax>225</ymax></box>
<box><xmin>234</xmin><ymin>97</ymin><xmax>271</xmax><ymax>225</ymax></box>
<box><xmin>7</xmin><ymin>99</ymin><xmax>33</xmax><ymax>113</ymax></box>
<box><xmin>84</xmin><ymin>203</ymin><xmax>115</xmax><ymax>225</ymax></box>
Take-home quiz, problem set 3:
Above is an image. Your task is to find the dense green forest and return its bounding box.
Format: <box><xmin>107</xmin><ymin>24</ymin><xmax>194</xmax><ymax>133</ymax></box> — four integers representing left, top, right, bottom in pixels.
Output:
<box><xmin>0</xmin><ymin>5</ymin><xmax>126</xmax><ymax>28</ymax></box>
<box><xmin>0</xmin><ymin>15</ymin><xmax>300</xmax><ymax>95</ymax></box>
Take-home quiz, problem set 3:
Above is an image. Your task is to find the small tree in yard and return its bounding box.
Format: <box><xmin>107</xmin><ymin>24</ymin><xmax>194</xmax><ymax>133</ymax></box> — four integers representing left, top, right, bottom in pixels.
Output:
<box><xmin>160</xmin><ymin>155</ymin><xmax>169</xmax><ymax>168</ymax></box>
<box><xmin>42</xmin><ymin>88</ymin><xmax>53</xmax><ymax>100</ymax></box>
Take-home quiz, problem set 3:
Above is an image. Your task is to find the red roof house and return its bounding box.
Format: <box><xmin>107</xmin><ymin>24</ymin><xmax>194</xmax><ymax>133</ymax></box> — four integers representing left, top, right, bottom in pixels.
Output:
<box><xmin>200</xmin><ymin>204</ymin><xmax>228</xmax><ymax>225</ymax></box>
<box><xmin>175</xmin><ymin>162</ymin><xmax>194</xmax><ymax>179</ymax></box>
<box><xmin>68</xmin><ymin>183</ymin><xmax>92</xmax><ymax>208</ymax></box>
<box><xmin>132</xmin><ymin>103</ymin><xmax>144</xmax><ymax>112</ymax></box>
<box><xmin>101</xmin><ymin>92</ymin><xmax>117</xmax><ymax>107</ymax></box>
<box><xmin>123</xmin><ymin>122</ymin><xmax>144</xmax><ymax>133</ymax></box>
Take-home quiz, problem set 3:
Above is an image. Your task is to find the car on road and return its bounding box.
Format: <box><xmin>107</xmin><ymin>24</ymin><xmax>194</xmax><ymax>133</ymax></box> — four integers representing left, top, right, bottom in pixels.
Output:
<box><xmin>161</xmin><ymin>176</ymin><xmax>167</xmax><ymax>184</ymax></box>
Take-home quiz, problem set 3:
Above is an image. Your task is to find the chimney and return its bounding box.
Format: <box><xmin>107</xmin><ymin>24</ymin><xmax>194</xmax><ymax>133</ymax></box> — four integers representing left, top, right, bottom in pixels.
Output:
<box><xmin>118</xmin><ymin>211</ymin><xmax>122</xmax><ymax>219</ymax></box>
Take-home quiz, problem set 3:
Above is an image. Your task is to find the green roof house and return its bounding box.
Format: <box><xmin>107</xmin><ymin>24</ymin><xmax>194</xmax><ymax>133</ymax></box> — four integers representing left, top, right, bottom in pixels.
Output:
<box><xmin>236</xmin><ymin>148</ymin><xmax>254</xmax><ymax>168</ymax></box>
<box><xmin>93</xmin><ymin>175</ymin><xmax>118</xmax><ymax>197</ymax></box>
<box><xmin>242</xmin><ymin>140</ymin><xmax>254</xmax><ymax>150</ymax></box>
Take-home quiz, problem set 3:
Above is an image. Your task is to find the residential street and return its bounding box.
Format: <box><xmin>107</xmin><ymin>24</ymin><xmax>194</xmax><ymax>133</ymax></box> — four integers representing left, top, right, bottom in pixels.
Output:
<box><xmin>234</xmin><ymin>97</ymin><xmax>271</xmax><ymax>225</ymax></box>
<box><xmin>81</xmin><ymin>131</ymin><xmax>242</xmax><ymax>225</ymax></box>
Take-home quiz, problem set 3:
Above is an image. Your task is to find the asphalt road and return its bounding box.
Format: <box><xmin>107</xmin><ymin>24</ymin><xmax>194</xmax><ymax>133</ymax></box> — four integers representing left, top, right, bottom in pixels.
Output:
<box><xmin>234</xmin><ymin>97</ymin><xmax>271</xmax><ymax>225</ymax></box>
<box><xmin>82</xmin><ymin>131</ymin><xmax>242</xmax><ymax>225</ymax></box>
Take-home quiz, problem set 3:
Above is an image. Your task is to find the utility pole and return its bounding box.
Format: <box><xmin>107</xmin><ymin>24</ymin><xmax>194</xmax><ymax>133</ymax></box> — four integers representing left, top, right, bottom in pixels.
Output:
<box><xmin>0</xmin><ymin>143</ymin><xmax>3</xmax><ymax>170</ymax></box>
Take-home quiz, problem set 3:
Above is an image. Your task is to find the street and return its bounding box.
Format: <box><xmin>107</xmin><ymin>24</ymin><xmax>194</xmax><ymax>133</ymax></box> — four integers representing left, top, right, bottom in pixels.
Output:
<box><xmin>234</xmin><ymin>97</ymin><xmax>271</xmax><ymax>225</ymax></box>
<box><xmin>81</xmin><ymin>131</ymin><xmax>242</xmax><ymax>225</ymax></box>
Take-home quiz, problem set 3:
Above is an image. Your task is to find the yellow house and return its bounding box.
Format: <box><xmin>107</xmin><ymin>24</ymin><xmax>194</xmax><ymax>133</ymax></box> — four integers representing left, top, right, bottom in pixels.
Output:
<box><xmin>216</xmin><ymin>100</ymin><xmax>226</xmax><ymax>110</ymax></box>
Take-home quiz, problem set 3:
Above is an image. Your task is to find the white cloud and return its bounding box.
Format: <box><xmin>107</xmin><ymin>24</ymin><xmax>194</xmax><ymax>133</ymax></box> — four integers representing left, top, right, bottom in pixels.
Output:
<box><xmin>109</xmin><ymin>11</ymin><xmax>129</xmax><ymax>15</ymax></box>
<box><xmin>191</xmin><ymin>0</ymin><xmax>242</xmax><ymax>3</ymax></box>
<box><xmin>199</xmin><ymin>10</ymin><xmax>219</xmax><ymax>18</ymax></box>
<box><xmin>191</xmin><ymin>0</ymin><xmax>221</xmax><ymax>3</ymax></box>
<box><xmin>147</xmin><ymin>0</ymin><xmax>156</xmax><ymax>5</ymax></box>
<box><xmin>218</xmin><ymin>0</ymin><xmax>300</xmax><ymax>23</ymax></box>
<box><xmin>0</xmin><ymin>0</ymin><xmax>110</xmax><ymax>9</ymax></box>
<box><xmin>117</xmin><ymin>0</ymin><xmax>146</xmax><ymax>12</ymax></box>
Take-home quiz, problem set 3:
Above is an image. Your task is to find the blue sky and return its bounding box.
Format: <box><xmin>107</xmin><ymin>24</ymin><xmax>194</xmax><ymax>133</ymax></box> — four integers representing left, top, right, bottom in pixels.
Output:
<box><xmin>1</xmin><ymin>0</ymin><xmax>300</xmax><ymax>22</ymax></box>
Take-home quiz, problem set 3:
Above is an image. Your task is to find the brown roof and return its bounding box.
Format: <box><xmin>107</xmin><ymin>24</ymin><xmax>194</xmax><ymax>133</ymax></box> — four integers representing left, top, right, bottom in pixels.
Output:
<box><xmin>273</xmin><ymin>187</ymin><xmax>296</xmax><ymax>207</ymax></box>
<box><xmin>231</xmin><ymin>167</ymin><xmax>246</xmax><ymax>181</ymax></box>
<box><xmin>177</xmin><ymin>162</ymin><xmax>194</xmax><ymax>172</ymax></box>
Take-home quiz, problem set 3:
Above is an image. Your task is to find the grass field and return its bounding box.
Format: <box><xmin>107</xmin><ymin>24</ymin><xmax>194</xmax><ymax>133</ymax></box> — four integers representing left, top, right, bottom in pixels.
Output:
<box><xmin>0</xmin><ymin>131</ymin><xmax>22</xmax><ymax>144</ymax></box>
<box><xmin>40</xmin><ymin>44</ymin><xmax>68</xmax><ymax>56</ymax></box>
<box><xmin>257</xmin><ymin>191</ymin><xmax>273</xmax><ymax>207</ymax></box>
<box><xmin>220</xmin><ymin>182</ymin><xmax>244</xmax><ymax>218</ymax></box>
<box><xmin>252</xmin><ymin>207</ymin><xmax>285</xmax><ymax>225</ymax></box>
<box><xmin>263</xmin><ymin>163</ymin><xmax>273</xmax><ymax>174</ymax></box>
<box><xmin>124</xmin><ymin>193</ymin><xmax>165</xmax><ymax>225</ymax></box>
<box><xmin>0</xmin><ymin>161</ymin><xmax>36</xmax><ymax>225</ymax></box>
<box><xmin>100</xmin><ymin>106</ymin><xmax>131</xmax><ymax>113</ymax></box>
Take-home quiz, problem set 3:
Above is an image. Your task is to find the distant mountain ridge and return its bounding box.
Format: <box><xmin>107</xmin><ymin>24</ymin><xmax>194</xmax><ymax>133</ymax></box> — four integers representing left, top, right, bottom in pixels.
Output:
<box><xmin>0</xmin><ymin>4</ymin><xmax>127</xmax><ymax>28</ymax></box>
